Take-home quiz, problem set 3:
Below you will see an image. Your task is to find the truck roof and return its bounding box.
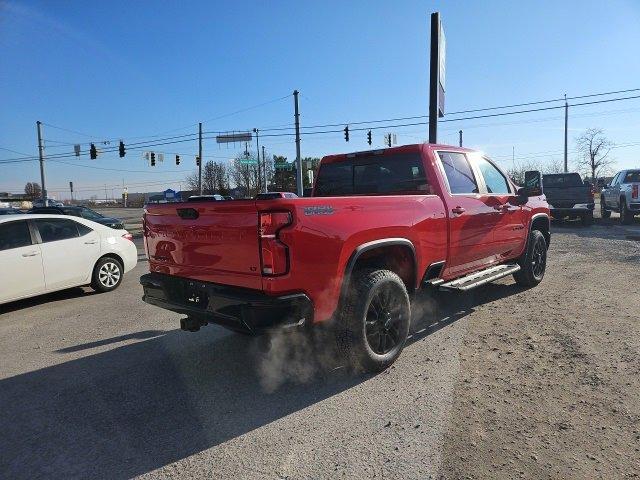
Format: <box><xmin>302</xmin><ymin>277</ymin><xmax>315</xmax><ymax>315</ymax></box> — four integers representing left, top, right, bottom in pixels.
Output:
<box><xmin>320</xmin><ymin>143</ymin><xmax>476</xmax><ymax>165</ymax></box>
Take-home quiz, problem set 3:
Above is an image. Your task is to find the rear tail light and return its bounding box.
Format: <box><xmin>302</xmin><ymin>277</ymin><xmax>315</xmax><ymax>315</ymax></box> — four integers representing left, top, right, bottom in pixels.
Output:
<box><xmin>122</xmin><ymin>233</ymin><xmax>134</xmax><ymax>242</ymax></box>
<box><xmin>633</xmin><ymin>184</ymin><xmax>638</xmax><ymax>199</ymax></box>
<box><xmin>259</xmin><ymin>211</ymin><xmax>292</xmax><ymax>275</ymax></box>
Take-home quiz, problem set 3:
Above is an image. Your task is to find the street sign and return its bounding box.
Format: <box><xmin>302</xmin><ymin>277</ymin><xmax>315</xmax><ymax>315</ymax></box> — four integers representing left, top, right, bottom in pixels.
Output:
<box><xmin>216</xmin><ymin>132</ymin><xmax>252</xmax><ymax>144</ymax></box>
<box><xmin>239</xmin><ymin>159</ymin><xmax>258</xmax><ymax>165</ymax></box>
<box><xmin>74</xmin><ymin>145</ymin><xmax>81</xmax><ymax>157</ymax></box>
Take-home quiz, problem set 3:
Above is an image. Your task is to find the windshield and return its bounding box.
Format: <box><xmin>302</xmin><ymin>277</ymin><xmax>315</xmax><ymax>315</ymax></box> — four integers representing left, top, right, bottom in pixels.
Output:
<box><xmin>79</xmin><ymin>207</ymin><xmax>104</xmax><ymax>220</ymax></box>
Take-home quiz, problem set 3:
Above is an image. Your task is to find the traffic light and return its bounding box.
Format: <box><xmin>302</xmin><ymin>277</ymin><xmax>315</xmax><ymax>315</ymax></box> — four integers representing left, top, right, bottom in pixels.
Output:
<box><xmin>344</xmin><ymin>125</ymin><xmax>349</xmax><ymax>142</ymax></box>
<box><xmin>175</xmin><ymin>154</ymin><xmax>180</xmax><ymax>165</ymax></box>
<box><xmin>150</xmin><ymin>152</ymin><xmax>156</xmax><ymax>166</ymax></box>
<box><xmin>118</xmin><ymin>141</ymin><xmax>126</xmax><ymax>158</ymax></box>
<box><xmin>196</xmin><ymin>156</ymin><xmax>201</xmax><ymax>166</ymax></box>
<box><xmin>90</xmin><ymin>143</ymin><xmax>97</xmax><ymax>160</ymax></box>
<box><xmin>367</xmin><ymin>130</ymin><xmax>372</xmax><ymax>146</ymax></box>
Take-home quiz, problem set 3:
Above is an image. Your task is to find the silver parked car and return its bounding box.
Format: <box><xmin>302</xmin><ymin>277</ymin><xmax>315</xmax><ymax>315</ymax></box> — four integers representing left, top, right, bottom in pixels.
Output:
<box><xmin>601</xmin><ymin>169</ymin><xmax>640</xmax><ymax>224</ymax></box>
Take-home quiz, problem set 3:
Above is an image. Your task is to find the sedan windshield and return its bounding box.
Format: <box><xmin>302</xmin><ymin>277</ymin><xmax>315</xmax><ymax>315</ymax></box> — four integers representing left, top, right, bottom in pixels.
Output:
<box><xmin>79</xmin><ymin>208</ymin><xmax>104</xmax><ymax>220</ymax></box>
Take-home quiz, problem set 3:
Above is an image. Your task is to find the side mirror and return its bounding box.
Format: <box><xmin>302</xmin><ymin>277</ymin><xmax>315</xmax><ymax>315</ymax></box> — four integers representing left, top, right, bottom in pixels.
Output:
<box><xmin>524</xmin><ymin>170</ymin><xmax>543</xmax><ymax>197</ymax></box>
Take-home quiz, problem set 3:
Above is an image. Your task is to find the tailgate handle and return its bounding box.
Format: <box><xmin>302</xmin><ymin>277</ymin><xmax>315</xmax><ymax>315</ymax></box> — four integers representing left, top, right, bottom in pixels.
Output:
<box><xmin>177</xmin><ymin>208</ymin><xmax>199</xmax><ymax>219</ymax></box>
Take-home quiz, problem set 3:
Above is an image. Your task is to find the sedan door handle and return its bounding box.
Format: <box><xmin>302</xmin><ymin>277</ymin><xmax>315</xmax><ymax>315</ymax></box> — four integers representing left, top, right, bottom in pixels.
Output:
<box><xmin>494</xmin><ymin>204</ymin><xmax>509</xmax><ymax>212</ymax></box>
<box><xmin>451</xmin><ymin>206</ymin><xmax>466</xmax><ymax>215</ymax></box>
<box><xmin>84</xmin><ymin>240</ymin><xmax>98</xmax><ymax>244</ymax></box>
<box><xmin>22</xmin><ymin>251</ymin><xmax>39</xmax><ymax>257</ymax></box>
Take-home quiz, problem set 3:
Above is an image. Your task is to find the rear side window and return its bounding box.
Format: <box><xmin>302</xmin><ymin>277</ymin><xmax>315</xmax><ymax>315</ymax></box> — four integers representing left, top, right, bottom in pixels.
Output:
<box><xmin>76</xmin><ymin>223</ymin><xmax>93</xmax><ymax>236</ymax></box>
<box><xmin>438</xmin><ymin>152</ymin><xmax>479</xmax><ymax>194</ymax></box>
<box><xmin>0</xmin><ymin>220</ymin><xmax>32</xmax><ymax>251</ymax></box>
<box><xmin>476</xmin><ymin>157</ymin><xmax>510</xmax><ymax>194</ymax></box>
<box><xmin>35</xmin><ymin>218</ymin><xmax>80</xmax><ymax>243</ymax></box>
<box><xmin>623</xmin><ymin>171</ymin><xmax>640</xmax><ymax>183</ymax></box>
<box><xmin>314</xmin><ymin>153</ymin><xmax>429</xmax><ymax>196</ymax></box>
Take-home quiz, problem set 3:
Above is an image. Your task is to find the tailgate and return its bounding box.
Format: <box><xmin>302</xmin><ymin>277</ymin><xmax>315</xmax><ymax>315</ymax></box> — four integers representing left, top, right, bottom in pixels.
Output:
<box><xmin>544</xmin><ymin>186</ymin><xmax>592</xmax><ymax>207</ymax></box>
<box><xmin>144</xmin><ymin>200</ymin><xmax>262</xmax><ymax>289</ymax></box>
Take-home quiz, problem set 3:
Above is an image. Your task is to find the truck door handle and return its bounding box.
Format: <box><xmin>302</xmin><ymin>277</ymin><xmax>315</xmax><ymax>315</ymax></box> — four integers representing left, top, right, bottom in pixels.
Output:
<box><xmin>451</xmin><ymin>206</ymin><xmax>466</xmax><ymax>215</ymax></box>
<box><xmin>22</xmin><ymin>251</ymin><xmax>39</xmax><ymax>257</ymax></box>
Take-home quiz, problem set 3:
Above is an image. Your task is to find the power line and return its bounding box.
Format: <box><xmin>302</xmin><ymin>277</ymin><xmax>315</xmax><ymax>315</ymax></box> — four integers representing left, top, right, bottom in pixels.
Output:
<box><xmin>255</xmin><ymin>87</ymin><xmax>640</xmax><ymax>133</ymax></box>
<box><xmin>3</xmin><ymin>88</ymin><xmax>640</xmax><ymax>164</ymax></box>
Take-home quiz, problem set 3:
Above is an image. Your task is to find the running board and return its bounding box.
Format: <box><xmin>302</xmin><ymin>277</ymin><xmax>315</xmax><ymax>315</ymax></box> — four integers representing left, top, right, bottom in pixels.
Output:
<box><xmin>439</xmin><ymin>264</ymin><xmax>521</xmax><ymax>291</ymax></box>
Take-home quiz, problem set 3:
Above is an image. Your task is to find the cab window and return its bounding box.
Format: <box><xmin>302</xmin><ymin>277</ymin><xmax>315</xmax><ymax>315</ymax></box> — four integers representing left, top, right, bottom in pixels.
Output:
<box><xmin>476</xmin><ymin>157</ymin><xmax>510</xmax><ymax>194</ymax></box>
<box><xmin>438</xmin><ymin>151</ymin><xmax>479</xmax><ymax>194</ymax></box>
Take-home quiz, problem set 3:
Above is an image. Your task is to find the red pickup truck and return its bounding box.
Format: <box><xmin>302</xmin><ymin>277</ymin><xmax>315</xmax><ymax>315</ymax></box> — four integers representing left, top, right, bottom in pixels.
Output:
<box><xmin>141</xmin><ymin>143</ymin><xmax>549</xmax><ymax>372</ymax></box>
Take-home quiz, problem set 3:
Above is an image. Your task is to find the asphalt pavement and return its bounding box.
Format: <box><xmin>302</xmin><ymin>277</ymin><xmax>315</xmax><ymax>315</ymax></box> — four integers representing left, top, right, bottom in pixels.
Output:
<box><xmin>0</xmin><ymin>214</ymin><xmax>638</xmax><ymax>479</ymax></box>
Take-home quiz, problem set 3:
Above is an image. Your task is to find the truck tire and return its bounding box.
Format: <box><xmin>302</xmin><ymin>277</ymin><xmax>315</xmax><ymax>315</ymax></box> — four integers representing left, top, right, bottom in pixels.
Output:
<box><xmin>620</xmin><ymin>198</ymin><xmax>633</xmax><ymax>225</ymax></box>
<box><xmin>513</xmin><ymin>230</ymin><xmax>547</xmax><ymax>288</ymax></box>
<box><xmin>581</xmin><ymin>212</ymin><xmax>593</xmax><ymax>226</ymax></box>
<box><xmin>600</xmin><ymin>199</ymin><xmax>611</xmax><ymax>218</ymax></box>
<box><xmin>336</xmin><ymin>269</ymin><xmax>411</xmax><ymax>373</ymax></box>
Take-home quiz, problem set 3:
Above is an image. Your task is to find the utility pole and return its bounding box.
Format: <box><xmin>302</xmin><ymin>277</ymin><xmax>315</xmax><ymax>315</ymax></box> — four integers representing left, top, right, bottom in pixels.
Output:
<box><xmin>254</xmin><ymin>128</ymin><xmax>261</xmax><ymax>194</ymax></box>
<box><xmin>512</xmin><ymin>146</ymin><xmax>515</xmax><ymax>170</ymax></box>
<box><xmin>293</xmin><ymin>90</ymin><xmax>303</xmax><ymax>196</ymax></box>
<box><xmin>36</xmin><ymin>121</ymin><xmax>47</xmax><ymax>205</ymax></box>
<box><xmin>104</xmin><ymin>184</ymin><xmax>107</xmax><ymax>202</ymax></box>
<box><xmin>458</xmin><ymin>130</ymin><xmax>463</xmax><ymax>147</ymax></box>
<box><xmin>262</xmin><ymin>145</ymin><xmax>267</xmax><ymax>192</ymax></box>
<box><xmin>198</xmin><ymin>122</ymin><xmax>203</xmax><ymax>194</ymax></box>
<box><xmin>563</xmin><ymin>94</ymin><xmax>568</xmax><ymax>173</ymax></box>
<box><xmin>428</xmin><ymin>12</ymin><xmax>444</xmax><ymax>144</ymax></box>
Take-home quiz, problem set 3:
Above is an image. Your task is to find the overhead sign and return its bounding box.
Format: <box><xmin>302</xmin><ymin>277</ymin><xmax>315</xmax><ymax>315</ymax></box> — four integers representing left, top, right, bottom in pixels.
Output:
<box><xmin>216</xmin><ymin>132</ymin><xmax>252</xmax><ymax>144</ymax></box>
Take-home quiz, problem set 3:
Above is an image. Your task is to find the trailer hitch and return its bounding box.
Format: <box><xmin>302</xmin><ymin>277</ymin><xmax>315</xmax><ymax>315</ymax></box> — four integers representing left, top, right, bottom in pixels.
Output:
<box><xmin>180</xmin><ymin>317</ymin><xmax>208</xmax><ymax>332</ymax></box>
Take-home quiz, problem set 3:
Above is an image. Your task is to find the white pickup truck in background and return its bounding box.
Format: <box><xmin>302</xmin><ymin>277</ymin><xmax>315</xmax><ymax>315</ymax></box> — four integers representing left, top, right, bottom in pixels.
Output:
<box><xmin>601</xmin><ymin>169</ymin><xmax>640</xmax><ymax>224</ymax></box>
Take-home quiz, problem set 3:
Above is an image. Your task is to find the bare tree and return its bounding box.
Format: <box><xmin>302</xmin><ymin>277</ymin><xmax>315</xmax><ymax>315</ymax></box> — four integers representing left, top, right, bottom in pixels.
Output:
<box><xmin>507</xmin><ymin>160</ymin><xmax>543</xmax><ymax>185</ymax></box>
<box><xmin>575</xmin><ymin>128</ymin><xmax>615</xmax><ymax>182</ymax></box>
<box><xmin>185</xmin><ymin>171</ymin><xmax>199</xmax><ymax>192</ymax></box>
<box><xmin>24</xmin><ymin>182</ymin><xmax>42</xmax><ymax>199</ymax></box>
<box><xmin>184</xmin><ymin>161</ymin><xmax>231</xmax><ymax>194</ymax></box>
<box><xmin>230</xmin><ymin>151</ymin><xmax>260</xmax><ymax>197</ymax></box>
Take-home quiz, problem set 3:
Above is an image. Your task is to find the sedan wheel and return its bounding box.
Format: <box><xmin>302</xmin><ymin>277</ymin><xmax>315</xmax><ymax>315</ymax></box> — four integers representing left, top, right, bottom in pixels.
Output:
<box><xmin>91</xmin><ymin>257</ymin><xmax>124</xmax><ymax>293</ymax></box>
<box><xmin>99</xmin><ymin>261</ymin><xmax>121</xmax><ymax>288</ymax></box>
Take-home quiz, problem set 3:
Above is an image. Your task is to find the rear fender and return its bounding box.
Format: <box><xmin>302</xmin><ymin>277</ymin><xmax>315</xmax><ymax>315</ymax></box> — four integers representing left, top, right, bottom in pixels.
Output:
<box><xmin>338</xmin><ymin>238</ymin><xmax>417</xmax><ymax>307</ymax></box>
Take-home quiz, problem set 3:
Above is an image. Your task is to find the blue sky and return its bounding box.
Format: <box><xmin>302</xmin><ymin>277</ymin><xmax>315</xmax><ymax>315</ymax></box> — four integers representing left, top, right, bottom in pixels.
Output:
<box><xmin>1</xmin><ymin>0</ymin><xmax>640</xmax><ymax>199</ymax></box>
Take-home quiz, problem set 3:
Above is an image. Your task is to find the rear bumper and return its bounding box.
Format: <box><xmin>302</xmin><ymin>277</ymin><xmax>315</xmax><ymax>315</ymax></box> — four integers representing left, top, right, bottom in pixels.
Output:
<box><xmin>550</xmin><ymin>204</ymin><xmax>594</xmax><ymax>216</ymax></box>
<box><xmin>140</xmin><ymin>272</ymin><xmax>312</xmax><ymax>334</ymax></box>
<box><xmin>629</xmin><ymin>202</ymin><xmax>640</xmax><ymax>211</ymax></box>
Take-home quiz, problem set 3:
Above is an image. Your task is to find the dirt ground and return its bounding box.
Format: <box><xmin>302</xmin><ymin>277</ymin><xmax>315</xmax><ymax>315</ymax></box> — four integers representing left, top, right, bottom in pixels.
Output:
<box><xmin>439</xmin><ymin>219</ymin><xmax>640</xmax><ymax>479</ymax></box>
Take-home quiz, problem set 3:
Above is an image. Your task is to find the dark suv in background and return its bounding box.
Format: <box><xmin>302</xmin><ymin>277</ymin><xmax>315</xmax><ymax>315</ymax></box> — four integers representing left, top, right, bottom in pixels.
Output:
<box><xmin>28</xmin><ymin>206</ymin><xmax>125</xmax><ymax>229</ymax></box>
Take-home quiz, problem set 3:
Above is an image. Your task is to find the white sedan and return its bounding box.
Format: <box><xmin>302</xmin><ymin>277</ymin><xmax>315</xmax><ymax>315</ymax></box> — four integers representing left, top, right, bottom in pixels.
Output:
<box><xmin>0</xmin><ymin>214</ymin><xmax>138</xmax><ymax>305</ymax></box>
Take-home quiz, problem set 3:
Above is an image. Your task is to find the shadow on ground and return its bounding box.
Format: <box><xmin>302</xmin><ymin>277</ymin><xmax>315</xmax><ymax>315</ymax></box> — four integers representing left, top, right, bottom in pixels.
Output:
<box><xmin>0</xmin><ymin>287</ymin><xmax>95</xmax><ymax>315</ymax></box>
<box><xmin>0</xmin><ymin>282</ymin><xmax>523</xmax><ymax>479</ymax></box>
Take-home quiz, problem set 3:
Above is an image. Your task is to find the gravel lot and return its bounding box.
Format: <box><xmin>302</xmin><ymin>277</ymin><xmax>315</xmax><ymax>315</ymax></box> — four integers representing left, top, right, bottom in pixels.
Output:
<box><xmin>0</xmin><ymin>214</ymin><xmax>638</xmax><ymax>479</ymax></box>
